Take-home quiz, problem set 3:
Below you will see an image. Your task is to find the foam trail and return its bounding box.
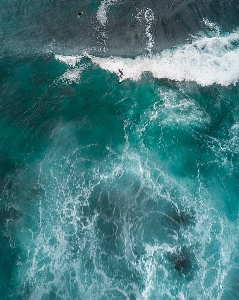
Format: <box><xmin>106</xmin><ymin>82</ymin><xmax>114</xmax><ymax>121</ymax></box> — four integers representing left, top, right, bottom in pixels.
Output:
<box><xmin>89</xmin><ymin>30</ymin><xmax>239</xmax><ymax>86</ymax></box>
<box><xmin>135</xmin><ymin>8</ymin><xmax>155</xmax><ymax>53</ymax></box>
<box><xmin>97</xmin><ymin>0</ymin><xmax>119</xmax><ymax>26</ymax></box>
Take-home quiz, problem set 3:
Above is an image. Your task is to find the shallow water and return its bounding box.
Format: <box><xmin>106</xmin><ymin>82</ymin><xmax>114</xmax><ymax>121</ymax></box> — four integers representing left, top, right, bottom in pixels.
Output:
<box><xmin>1</xmin><ymin>1</ymin><xmax>239</xmax><ymax>299</ymax></box>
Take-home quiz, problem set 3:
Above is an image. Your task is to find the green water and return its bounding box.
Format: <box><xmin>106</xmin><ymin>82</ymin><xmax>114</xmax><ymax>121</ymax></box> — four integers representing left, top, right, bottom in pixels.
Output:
<box><xmin>1</xmin><ymin>53</ymin><xmax>239</xmax><ymax>299</ymax></box>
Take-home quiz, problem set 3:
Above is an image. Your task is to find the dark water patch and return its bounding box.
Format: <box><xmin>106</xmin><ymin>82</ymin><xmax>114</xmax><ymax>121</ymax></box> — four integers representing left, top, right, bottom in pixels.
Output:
<box><xmin>0</xmin><ymin>55</ymin><xmax>125</xmax><ymax>173</ymax></box>
<box><xmin>0</xmin><ymin>207</ymin><xmax>23</xmax><ymax>228</ymax></box>
<box><xmin>0</xmin><ymin>153</ymin><xmax>22</xmax><ymax>202</ymax></box>
<box><xmin>54</xmin><ymin>65</ymin><xmax>126</xmax><ymax>158</ymax></box>
<box><xmin>97</xmin><ymin>191</ymin><xmax>121</xmax><ymax>221</ymax></box>
<box><xmin>96</xmin><ymin>216</ymin><xmax>119</xmax><ymax>251</ymax></box>
<box><xmin>87</xmin><ymin>185</ymin><xmax>145</xmax><ymax>295</ymax></box>
<box><xmin>195</xmin><ymin>84</ymin><xmax>239</xmax><ymax>136</ymax></box>
<box><xmin>141</xmin><ymin>195</ymin><xmax>196</xmax><ymax>230</ymax></box>
<box><xmin>95</xmin><ymin>191</ymin><xmax>123</xmax><ymax>256</ymax></box>
<box><xmin>2</xmin><ymin>0</ymin><xmax>239</xmax><ymax>57</ymax></box>
<box><xmin>156</xmin><ymin>129</ymin><xmax>203</xmax><ymax>178</ymax></box>
<box><xmin>207</xmin><ymin>0</ymin><xmax>239</xmax><ymax>30</ymax></box>
<box><xmin>0</xmin><ymin>55</ymin><xmax>68</xmax><ymax>163</ymax></box>
<box><xmin>28</xmin><ymin>183</ymin><xmax>43</xmax><ymax>198</ymax></box>
<box><xmin>0</xmin><ymin>153</ymin><xmax>18</xmax><ymax>180</ymax></box>
<box><xmin>0</xmin><ymin>234</ymin><xmax>21</xmax><ymax>299</ymax></box>
<box><xmin>138</xmin><ymin>82</ymin><xmax>210</xmax><ymax>178</ymax></box>
<box><xmin>208</xmin><ymin>172</ymin><xmax>239</xmax><ymax>221</ymax></box>
<box><xmin>133</xmin><ymin>210</ymin><xmax>178</xmax><ymax>247</ymax></box>
<box><xmin>0</xmin><ymin>55</ymin><xmax>66</xmax><ymax>118</ymax></box>
<box><xmin>132</xmin><ymin>196</ymin><xmax>196</xmax><ymax>250</ymax></box>
<box><xmin>170</xmin><ymin>211</ymin><xmax>194</xmax><ymax>226</ymax></box>
<box><xmin>103</xmin><ymin>0</ymin><xmax>239</xmax><ymax>56</ymax></box>
<box><xmin>1</xmin><ymin>0</ymin><xmax>98</xmax><ymax>56</ymax></box>
<box><xmin>168</xmin><ymin>246</ymin><xmax>197</xmax><ymax>279</ymax></box>
<box><xmin>167</xmin><ymin>207</ymin><xmax>195</xmax><ymax>228</ymax></box>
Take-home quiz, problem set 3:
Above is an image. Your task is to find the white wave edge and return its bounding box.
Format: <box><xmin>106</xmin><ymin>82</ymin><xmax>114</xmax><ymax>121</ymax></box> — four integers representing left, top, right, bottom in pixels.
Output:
<box><xmin>55</xmin><ymin>54</ymin><xmax>84</xmax><ymax>67</ymax></box>
<box><xmin>55</xmin><ymin>31</ymin><xmax>239</xmax><ymax>87</ymax></box>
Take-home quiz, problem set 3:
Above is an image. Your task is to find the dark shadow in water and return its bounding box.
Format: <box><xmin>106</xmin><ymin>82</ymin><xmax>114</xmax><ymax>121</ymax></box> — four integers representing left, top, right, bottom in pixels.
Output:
<box><xmin>2</xmin><ymin>0</ymin><xmax>239</xmax><ymax>57</ymax></box>
<box><xmin>169</xmin><ymin>209</ymin><xmax>195</xmax><ymax>227</ymax></box>
<box><xmin>97</xmin><ymin>190</ymin><xmax>121</xmax><ymax>222</ymax></box>
<box><xmin>0</xmin><ymin>234</ymin><xmax>21</xmax><ymax>299</ymax></box>
<box><xmin>87</xmin><ymin>188</ymin><xmax>145</xmax><ymax>297</ymax></box>
<box><xmin>149</xmin><ymin>200</ymin><xmax>195</xmax><ymax>234</ymax></box>
<box><xmin>0</xmin><ymin>153</ymin><xmax>18</xmax><ymax>180</ymax></box>
<box><xmin>0</xmin><ymin>207</ymin><xmax>23</xmax><ymax>227</ymax></box>
<box><xmin>168</xmin><ymin>246</ymin><xmax>197</xmax><ymax>279</ymax></box>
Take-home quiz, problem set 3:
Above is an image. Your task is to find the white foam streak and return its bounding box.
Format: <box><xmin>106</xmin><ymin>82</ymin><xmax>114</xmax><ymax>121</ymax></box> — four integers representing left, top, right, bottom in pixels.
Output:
<box><xmin>55</xmin><ymin>54</ymin><xmax>84</xmax><ymax>67</ymax></box>
<box><xmin>90</xmin><ymin>31</ymin><xmax>239</xmax><ymax>86</ymax></box>
<box><xmin>57</xmin><ymin>67</ymin><xmax>86</xmax><ymax>84</ymax></box>
<box><xmin>135</xmin><ymin>8</ymin><xmax>155</xmax><ymax>53</ymax></box>
<box><xmin>54</xmin><ymin>54</ymin><xmax>88</xmax><ymax>84</ymax></box>
<box><xmin>203</xmin><ymin>18</ymin><xmax>220</xmax><ymax>37</ymax></box>
<box><xmin>97</xmin><ymin>0</ymin><xmax>119</xmax><ymax>26</ymax></box>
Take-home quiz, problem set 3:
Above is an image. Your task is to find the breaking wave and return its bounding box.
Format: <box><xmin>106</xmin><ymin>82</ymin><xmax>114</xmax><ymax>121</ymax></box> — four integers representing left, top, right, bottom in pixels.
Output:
<box><xmin>56</xmin><ymin>27</ymin><xmax>239</xmax><ymax>87</ymax></box>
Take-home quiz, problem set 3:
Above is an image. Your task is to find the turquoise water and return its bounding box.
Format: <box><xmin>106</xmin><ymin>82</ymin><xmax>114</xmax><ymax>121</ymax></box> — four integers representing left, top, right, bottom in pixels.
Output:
<box><xmin>2</xmin><ymin>1</ymin><xmax>239</xmax><ymax>299</ymax></box>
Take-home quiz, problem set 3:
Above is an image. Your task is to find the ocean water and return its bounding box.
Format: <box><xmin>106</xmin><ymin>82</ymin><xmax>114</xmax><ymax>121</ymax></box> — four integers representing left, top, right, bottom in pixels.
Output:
<box><xmin>1</xmin><ymin>1</ymin><xmax>239</xmax><ymax>299</ymax></box>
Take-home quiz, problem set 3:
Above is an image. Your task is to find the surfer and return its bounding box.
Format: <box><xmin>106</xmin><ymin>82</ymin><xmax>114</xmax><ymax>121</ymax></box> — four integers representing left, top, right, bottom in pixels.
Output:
<box><xmin>118</xmin><ymin>69</ymin><xmax>125</xmax><ymax>82</ymax></box>
<box><xmin>118</xmin><ymin>69</ymin><xmax>124</xmax><ymax>81</ymax></box>
<box><xmin>78</xmin><ymin>11</ymin><xmax>83</xmax><ymax>18</ymax></box>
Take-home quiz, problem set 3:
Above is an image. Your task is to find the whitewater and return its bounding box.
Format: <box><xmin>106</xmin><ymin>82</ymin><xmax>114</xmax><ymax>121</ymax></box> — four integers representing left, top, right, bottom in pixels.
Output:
<box><xmin>56</xmin><ymin>27</ymin><xmax>239</xmax><ymax>86</ymax></box>
<box><xmin>1</xmin><ymin>1</ymin><xmax>239</xmax><ymax>299</ymax></box>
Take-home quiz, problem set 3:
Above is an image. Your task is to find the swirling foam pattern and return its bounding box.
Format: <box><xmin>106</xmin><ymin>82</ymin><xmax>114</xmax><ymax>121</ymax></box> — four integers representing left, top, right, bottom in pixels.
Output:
<box><xmin>1</xmin><ymin>1</ymin><xmax>239</xmax><ymax>299</ymax></box>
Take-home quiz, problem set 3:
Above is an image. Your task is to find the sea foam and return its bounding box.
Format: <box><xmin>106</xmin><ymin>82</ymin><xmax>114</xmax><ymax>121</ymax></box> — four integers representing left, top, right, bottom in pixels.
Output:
<box><xmin>97</xmin><ymin>0</ymin><xmax>119</xmax><ymax>26</ymax></box>
<box><xmin>55</xmin><ymin>55</ymin><xmax>84</xmax><ymax>67</ymax></box>
<box><xmin>55</xmin><ymin>29</ymin><xmax>239</xmax><ymax>87</ymax></box>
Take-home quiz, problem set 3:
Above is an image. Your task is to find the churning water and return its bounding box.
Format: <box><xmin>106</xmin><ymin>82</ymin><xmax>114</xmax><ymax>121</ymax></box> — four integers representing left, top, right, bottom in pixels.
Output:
<box><xmin>1</xmin><ymin>1</ymin><xmax>239</xmax><ymax>299</ymax></box>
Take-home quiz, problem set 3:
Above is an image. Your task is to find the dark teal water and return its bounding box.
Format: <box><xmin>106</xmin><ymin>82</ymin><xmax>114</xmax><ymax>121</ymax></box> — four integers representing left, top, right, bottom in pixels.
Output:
<box><xmin>2</xmin><ymin>1</ymin><xmax>239</xmax><ymax>299</ymax></box>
